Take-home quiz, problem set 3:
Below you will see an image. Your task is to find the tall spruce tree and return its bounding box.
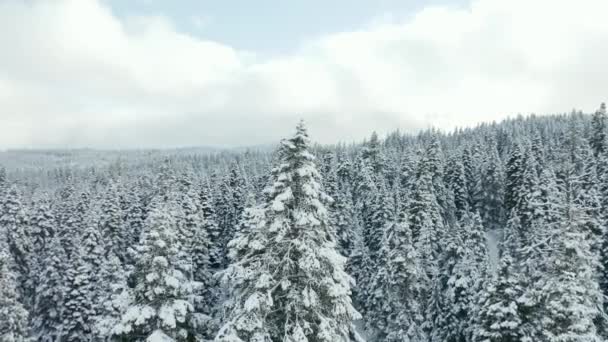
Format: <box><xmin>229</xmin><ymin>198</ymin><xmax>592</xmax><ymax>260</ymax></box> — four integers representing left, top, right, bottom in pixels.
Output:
<box><xmin>0</xmin><ymin>240</ymin><xmax>29</xmax><ymax>342</ymax></box>
<box><xmin>215</xmin><ymin>122</ymin><xmax>361</xmax><ymax>342</ymax></box>
<box><xmin>114</xmin><ymin>199</ymin><xmax>196</xmax><ymax>341</ymax></box>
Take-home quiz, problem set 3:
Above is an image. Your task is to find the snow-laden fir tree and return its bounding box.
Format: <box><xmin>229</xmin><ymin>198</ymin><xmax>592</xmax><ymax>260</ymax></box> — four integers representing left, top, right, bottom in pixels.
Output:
<box><xmin>365</xmin><ymin>179</ymin><xmax>394</xmax><ymax>263</ymax></box>
<box><xmin>100</xmin><ymin>180</ymin><xmax>127</xmax><ymax>263</ymax></box>
<box><xmin>428</xmin><ymin>219</ymin><xmax>465</xmax><ymax>342</ymax></box>
<box><xmin>61</xmin><ymin>246</ymin><xmax>97</xmax><ymax>341</ymax></box>
<box><xmin>347</xmin><ymin>224</ymin><xmax>373</xmax><ymax>317</ymax></box>
<box><xmin>504</xmin><ymin>143</ymin><xmax>525</xmax><ymax>215</ymax></box>
<box><xmin>32</xmin><ymin>235</ymin><xmax>67</xmax><ymax>342</ymax></box>
<box><xmin>113</xmin><ymin>199</ymin><xmax>196</xmax><ymax>341</ymax></box>
<box><xmin>1</xmin><ymin>185</ymin><xmax>32</xmax><ymax>303</ymax></box>
<box><xmin>408</xmin><ymin>161</ymin><xmax>444</xmax><ymax>280</ymax></box>
<box><xmin>540</xmin><ymin>200</ymin><xmax>604</xmax><ymax>341</ymax></box>
<box><xmin>215</xmin><ymin>122</ymin><xmax>362</xmax><ymax>342</ymax></box>
<box><xmin>479</xmin><ymin>144</ymin><xmax>505</xmax><ymax>230</ymax></box>
<box><xmin>445</xmin><ymin>153</ymin><xmax>469</xmax><ymax>221</ymax></box>
<box><xmin>462</xmin><ymin>144</ymin><xmax>483</xmax><ymax>211</ymax></box>
<box><xmin>362</xmin><ymin>131</ymin><xmax>386</xmax><ymax>176</ymax></box>
<box><xmin>591</xmin><ymin>103</ymin><xmax>607</xmax><ymax>158</ymax></box>
<box><xmin>0</xmin><ymin>238</ymin><xmax>29</xmax><ymax>342</ymax></box>
<box><xmin>29</xmin><ymin>195</ymin><xmax>56</xmax><ymax>300</ymax></box>
<box><xmin>95</xmin><ymin>252</ymin><xmax>129</xmax><ymax>340</ymax></box>
<box><xmin>366</xmin><ymin>219</ymin><xmax>426</xmax><ymax>342</ymax></box>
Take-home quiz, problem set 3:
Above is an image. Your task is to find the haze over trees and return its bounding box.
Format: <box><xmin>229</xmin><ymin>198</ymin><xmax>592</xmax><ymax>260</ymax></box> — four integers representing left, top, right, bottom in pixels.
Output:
<box><xmin>1</xmin><ymin>104</ymin><xmax>608</xmax><ymax>341</ymax></box>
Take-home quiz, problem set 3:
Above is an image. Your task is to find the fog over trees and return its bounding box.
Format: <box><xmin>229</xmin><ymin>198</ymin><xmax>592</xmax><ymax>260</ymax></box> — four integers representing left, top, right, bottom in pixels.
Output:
<box><xmin>2</xmin><ymin>105</ymin><xmax>608</xmax><ymax>341</ymax></box>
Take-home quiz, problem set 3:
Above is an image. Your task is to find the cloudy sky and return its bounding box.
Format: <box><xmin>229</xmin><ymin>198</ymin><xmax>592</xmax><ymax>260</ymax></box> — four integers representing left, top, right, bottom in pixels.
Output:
<box><xmin>1</xmin><ymin>0</ymin><xmax>607</xmax><ymax>149</ymax></box>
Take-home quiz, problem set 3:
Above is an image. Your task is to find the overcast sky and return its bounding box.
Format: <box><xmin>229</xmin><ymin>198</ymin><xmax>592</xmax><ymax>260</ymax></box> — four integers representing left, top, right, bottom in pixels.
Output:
<box><xmin>1</xmin><ymin>0</ymin><xmax>607</xmax><ymax>149</ymax></box>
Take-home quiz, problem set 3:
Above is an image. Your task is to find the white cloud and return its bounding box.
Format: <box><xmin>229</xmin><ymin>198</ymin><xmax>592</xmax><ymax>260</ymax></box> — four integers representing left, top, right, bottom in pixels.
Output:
<box><xmin>0</xmin><ymin>0</ymin><xmax>607</xmax><ymax>148</ymax></box>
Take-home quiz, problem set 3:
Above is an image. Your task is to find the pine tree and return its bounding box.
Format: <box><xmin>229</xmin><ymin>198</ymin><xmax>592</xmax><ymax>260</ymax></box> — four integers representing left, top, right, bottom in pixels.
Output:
<box><xmin>362</xmin><ymin>131</ymin><xmax>386</xmax><ymax>176</ymax></box>
<box><xmin>591</xmin><ymin>103</ymin><xmax>607</xmax><ymax>158</ymax></box>
<box><xmin>333</xmin><ymin>187</ymin><xmax>357</xmax><ymax>257</ymax></box>
<box><xmin>62</xmin><ymin>247</ymin><xmax>97</xmax><ymax>341</ymax></box>
<box><xmin>408</xmin><ymin>165</ymin><xmax>444</xmax><ymax>280</ymax></box>
<box><xmin>428</xmin><ymin>220</ymin><xmax>466</xmax><ymax>342</ymax></box>
<box><xmin>504</xmin><ymin>143</ymin><xmax>525</xmax><ymax>215</ymax></box>
<box><xmin>215</xmin><ymin>122</ymin><xmax>361</xmax><ymax>342</ymax></box>
<box><xmin>367</xmin><ymin>220</ymin><xmax>426</xmax><ymax>342</ymax></box>
<box><xmin>347</xmin><ymin>225</ymin><xmax>373</xmax><ymax>317</ymax></box>
<box><xmin>55</xmin><ymin>185</ymin><xmax>79</xmax><ymax>260</ymax></box>
<box><xmin>365</xmin><ymin>180</ymin><xmax>394</xmax><ymax>263</ymax></box>
<box><xmin>100</xmin><ymin>180</ymin><xmax>127</xmax><ymax>263</ymax></box>
<box><xmin>1</xmin><ymin>185</ymin><xmax>33</xmax><ymax>303</ymax></box>
<box><xmin>114</xmin><ymin>200</ymin><xmax>195</xmax><ymax>341</ymax></box>
<box><xmin>0</xmin><ymin>240</ymin><xmax>29</xmax><ymax>342</ymax></box>
<box><xmin>445</xmin><ymin>153</ymin><xmax>469</xmax><ymax>221</ymax></box>
<box><xmin>541</xmin><ymin>201</ymin><xmax>604</xmax><ymax>341</ymax></box>
<box><xmin>29</xmin><ymin>195</ymin><xmax>56</xmax><ymax>300</ymax></box>
<box><xmin>95</xmin><ymin>253</ymin><xmax>129</xmax><ymax>340</ymax></box>
<box><xmin>199</xmin><ymin>181</ymin><xmax>222</xmax><ymax>270</ymax></box>
<box><xmin>33</xmin><ymin>235</ymin><xmax>67</xmax><ymax>341</ymax></box>
<box><xmin>479</xmin><ymin>145</ymin><xmax>505</xmax><ymax>230</ymax></box>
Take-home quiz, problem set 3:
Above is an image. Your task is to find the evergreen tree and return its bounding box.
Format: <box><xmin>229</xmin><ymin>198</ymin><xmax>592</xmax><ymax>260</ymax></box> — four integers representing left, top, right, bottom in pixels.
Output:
<box><xmin>504</xmin><ymin>143</ymin><xmax>525</xmax><ymax>215</ymax></box>
<box><xmin>114</xmin><ymin>200</ymin><xmax>196</xmax><ymax>341</ymax></box>
<box><xmin>1</xmin><ymin>185</ymin><xmax>32</xmax><ymax>303</ymax></box>
<box><xmin>0</xmin><ymin>241</ymin><xmax>29</xmax><ymax>342</ymax></box>
<box><xmin>445</xmin><ymin>153</ymin><xmax>469</xmax><ymax>221</ymax></box>
<box><xmin>99</xmin><ymin>180</ymin><xmax>127</xmax><ymax>263</ymax></box>
<box><xmin>408</xmin><ymin>165</ymin><xmax>444</xmax><ymax>280</ymax></box>
<box><xmin>541</xmin><ymin>201</ymin><xmax>604</xmax><ymax>341</ymax></box>
<box><xmin>479</xmin><ymin>145</ymin><xmax>505</xmax><ymax>230</ymax></box>
<box><xmin>215</xmin><ymin>122</ymin><xmax>361</xmax><ymax>342</ymax></box>
<box><xmin>591</xmin><ymin>103</ymin><xmax>607</xmax><ymax>158</ymax></box>
<box><xmin>362</xmin><ymin>131</ymin><xmax>386</xmax><ymax>176</ymax></box>
<box><xmin>367</xmin><ymin>220</ymin><xmax>426</xmax><ymax>342</ymax></box>
<box><xmin>33</xmin><ymin>235</ymin><xmax>67</xmax><ymax>341</ymax></box>
<box><xmin>62</xmin><ymin>247</ymin><xmax>97</xmax><ymax>341</ymax></box>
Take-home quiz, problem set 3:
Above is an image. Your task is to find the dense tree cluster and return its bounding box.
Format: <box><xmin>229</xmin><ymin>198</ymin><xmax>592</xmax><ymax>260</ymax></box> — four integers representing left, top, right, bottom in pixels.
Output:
<box><xmin>1</xmin><ymin>105</ymin><xmax>608</xmax><ymax>341</ymax></box>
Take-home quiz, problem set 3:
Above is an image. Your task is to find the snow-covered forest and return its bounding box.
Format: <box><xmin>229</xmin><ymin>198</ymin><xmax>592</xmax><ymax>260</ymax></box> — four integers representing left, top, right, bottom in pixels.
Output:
<box><xmin>2</xmin><ymin>104</ymin><xmax>608</xmax><ymax>341</ymax></box>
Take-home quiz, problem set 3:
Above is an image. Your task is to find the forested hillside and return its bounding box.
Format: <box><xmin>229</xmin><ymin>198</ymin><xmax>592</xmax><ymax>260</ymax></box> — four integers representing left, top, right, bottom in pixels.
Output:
<box><xmin>2</xmin><ymin>104</ymin><xmax>608</xmax><ymax>341</ymax></box>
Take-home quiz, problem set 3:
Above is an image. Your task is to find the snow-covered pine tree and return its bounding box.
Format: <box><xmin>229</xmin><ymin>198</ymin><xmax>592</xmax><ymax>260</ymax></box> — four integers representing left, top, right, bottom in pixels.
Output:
<box><xmin>114</xmin><ymin>199</ymin><xmax>195</xmax><ymax>341</ymax></box>
<box><xmin>61</xmin><ymin>246</ymin><xmax>97</xmax><ymax>341</ymax></box>
<box><xmin>29</xmin><ymin>195</ymin><xmax>56</xmax><ymax>301</ymax></box>
<box><xmin>1</xmin><ymin>185</ymin><xmax>33</xmax><ymax>303</ymax></box>
<box><xmin>428</xmin><ymin>219</ymin><xmax>466</xmax><ymax>342</ymax></box>
<box><xmin>504</xmin><ymin>143</ymin><xmax>525</xmax><ymax>216</ymax></box>
<box><xmin>215</xmin><ymin>122</ymin><xmax>362</xmax><ymax>342</ymax></box>
<box><xmin>479</xmin><ymin>144</ymin><xmax>505</xmax><ymax>230</ymax></box>
<box><xmin>408</xmin><ymin>161</ymin><xmax>445</xmax><ymax>280</ymax></box>
<box><xmin>366</xmin><ymin>219</ymin><xmax>426</xmax><ymax>342</ymax></box>
<box><xmin>100</xmin><ymin>180</ymin><xmax>127</xmax><ymax>263</ymax></box>
<box><xmin>365</xmin><ymin>179</ymin><xmax>394</xmax><ymax>263</ymax></box>
<box><xmin>445</xmin><ymin>153</ymin><xmax>469</xmax><ymax>221</ymax></box>
<box><xmin>462</xmin><ymin>144</ymin><xmax>482</xmax><ymax>210</ymax></box>
<box><xmin>33</xmin><ymin>235</ymin><xmax>68</xmax><ymax>341</ymax></box>
<box><xmin>95</xmin><ymin>252</ymin><xmax>129</xmax><ymax>340</ymax></box>
<box><xmin>362</xmin><ymin>131</ymin><xmax>386</xmax><ymax>176</ymax></box>
<box><xmin>347</xmin><ymin>224</ymin><xmax>373</xmax><ymax>317</ymax></box>
<box><xmin>174</xmin><ymin>183</ymin><xmax>214</xmax><ymax>338</ymax></box>
<box><xmin>541</xmin><ymin>200</ymin><xmax>604</xmax><ymax>341</ymax></box>
<box><xmin>333</xmin><ymin>186</ymin><xmax>357</xmax><ymax>258</ymax></box>
<box><xmin>0</xmin><ymin>238</ymin><xmax>29</xmax><ymax>342</ymax></box>
<box><xmin>55</xmin><ymin>183</ymin><xmax>78</xmax><ymax>260</ymax></box>
<box><xmin>591</xmin><ymin>103</ymin><xmax>607</xmax><ymax>158</ymax></box>
<box><xmin>199</xmin><ymin>179</ymin><xmax>223</xmax><ymax>270</ymax></box>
